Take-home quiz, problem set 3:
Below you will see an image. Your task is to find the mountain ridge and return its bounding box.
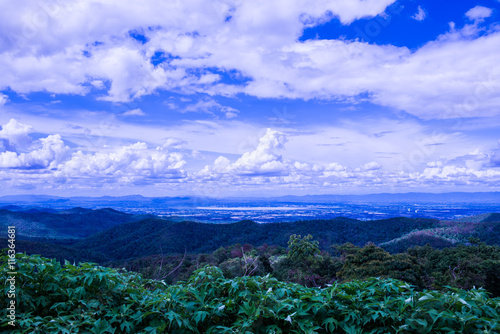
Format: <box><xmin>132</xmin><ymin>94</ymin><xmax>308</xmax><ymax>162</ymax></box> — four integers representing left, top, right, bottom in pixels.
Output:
<box><xmin>2</xmin><ymin>207</ymin><xmax>499</xmax><ymax>263</ymax></box>
<box><xmin>2</xmin><ymin>191</ymin><xmax>500</xmax><ymax>204</ymax></box>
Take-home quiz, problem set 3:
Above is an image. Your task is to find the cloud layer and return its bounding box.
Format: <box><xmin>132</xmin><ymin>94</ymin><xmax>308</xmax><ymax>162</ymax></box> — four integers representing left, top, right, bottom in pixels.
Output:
<box><xmin>0</xmin><ymin>119</ymin><xmax>187</xmax><ymax>190</ymax></box>
<box><xmin>1</xmin><ymin>119</ymin><xmax>497</xmax><ymax>195</ymax></box>
<box><xmin>1</xmin><ymin>1</ymin><xmax>499</xmax><ymax>119</ymax></box>
<box><xmin>1</xmin><ymin>1</ymin><xmax>499</xmax><ymax>196</ymax></box>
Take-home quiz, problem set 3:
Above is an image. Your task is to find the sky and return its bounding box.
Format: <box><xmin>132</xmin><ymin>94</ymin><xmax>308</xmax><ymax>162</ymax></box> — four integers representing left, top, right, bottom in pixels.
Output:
<box><xmin>0</xmin><ymin>0</ymin><xmax>500</xmax><ymax>197</ymax></box>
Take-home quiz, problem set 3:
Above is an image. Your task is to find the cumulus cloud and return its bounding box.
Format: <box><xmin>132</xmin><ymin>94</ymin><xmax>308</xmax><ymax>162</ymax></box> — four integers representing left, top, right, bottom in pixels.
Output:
<box><xmin>195</xmin><ymin>128</ymin><xmax>500</xmax><ymax>192</ymax></box>
<box><xmin>150</xmin><ymin>12</ymin><xmax>500</xmax><ymax>119</ymax></box>
<box><xmin>231</xmin><ymin>129</ymin><xmax>287</xmax><ymax>175</ymax></box>
<box><xmin>0</xmin><ymin>134</ymin><xmax>69</xmax><ymax>169</ymax></box>
<box><xmin>420</xmin><ymin>161</ymin><xmax>500</xmax><ymax>182</ymax></box>
<box><xmin>0</xmin><ymin>118</ymin><xmax>188</xmax><ymax>190</ymax></box>
<box><xmin>412</xmin><ymin>6</ymin><xmax>427</xmax><ymax>21</ymax></box>
<box><xmin>161</xmin><ymin>137</ymin><xmax>186</xmax><ymax>150</ymax></box>
<box><xmin>0</xmin><ymin>0</ymin><xmax>395</xmax><ymax>98</ymax></box>
<box><xmin>465</xmin><ymin>6</ymin><xmax>493</xmax><ymax>22</ymax></box>
<box><xmin>360</xmin><ymin>161</ymin><xmax>382</xmax><ymax>171</ymax></box>
<box><xmin>412</xmin><ymin>149</ymin><xmax>500</xmax><ymax>187</ymax></box>
<box><xmin>0</xmin><ymin>118</ymin><xmax>33</xmax><ymax>150</ymax></box>
<box><xmin>199</xmin><ymin>129</ymin><xmax>386</xmax><ymax>186</ymax></box>
<box><xmin>0</xmin><ymin>120</ymin><xmax>498</xmax><ymax>193</ymax></box>
<box><xmin>199</xmin><ymin>128</ymin><xmax>288</xmax><ymax>177</ymax></box>
<box><xmin>57</xmin><ymin>142</ymin><xmax>187</xmax><ymax>181</ymax></box>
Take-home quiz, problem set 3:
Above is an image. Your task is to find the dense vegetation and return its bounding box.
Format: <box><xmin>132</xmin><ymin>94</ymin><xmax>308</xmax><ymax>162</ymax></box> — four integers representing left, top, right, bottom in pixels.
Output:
<box><xmin>0</xmin><ymin>208</ymin><xmax>500</xmax><ymax>333</ymax></box>
<box><xmin>2</xmin><ymin>207</ymin><xmax>499</xmax><ymax>263</ymax></box>
<box><xmin>71</xmin><ymin>217</ymin><xmax>445</xmax><ymax>259</ymax></box>
<box><xmin>110</xmin><ymin>235</ymin><xmax>500</xmax><ymax>298</ymax></box>
<box><xmin>2</xmin><ymin>208</ymin><xmax>500</xmax><ymax>332</ymax></box>
<box><xmin>70</xmin><ymin>214</ymin><xmax>500</xmax><ymax>262</ymax></box>
<box><xmin>4</xmin><ymin>207</ymin><xmax>500</xmax><ymax>297</ymax></box>
<box><xmin>2</xmin><ymin>252</ymin><xmax>500</xmax><ymax>333</ymax></box>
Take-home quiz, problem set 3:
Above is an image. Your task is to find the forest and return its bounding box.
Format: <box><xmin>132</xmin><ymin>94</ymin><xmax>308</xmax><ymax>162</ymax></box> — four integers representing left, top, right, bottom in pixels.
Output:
<box><xmin>2</xmin><ymin>233</ymin><xmax>500</xmax><ymax>332</ymax></box>
<box><xmin>108</xmin><ymin>235</ymin><xmax>500</xmax><ymax>297</ymax></box>
<box><xmin>2</xmin><ymin>210</ymin><xmax>500</xmax><ymax>332</ymax></box>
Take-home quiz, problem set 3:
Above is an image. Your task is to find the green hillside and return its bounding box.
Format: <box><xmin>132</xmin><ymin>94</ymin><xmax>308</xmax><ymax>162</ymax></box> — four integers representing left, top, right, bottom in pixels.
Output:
<box><xmin>0</xmin><ymin>207</ymin><xmax>147</xmax><ymax>239</ymax></box>
<box><xmin>3</xmin><ymin>207</ymin><xmax>499</xmax><ymax>272</ymax></box>
<box><xmin>73</xmin><ymin>214</ymin><xmax>500</xmax><ymax>261</ymax></box>
<box><xmin>0</xmin><ymin>237</ymin><xmax>107</xmax><ymax>263</ymax></box>
<box><xmin>73</xmin><ymin>217</ymin><xmax>441</xmax><ymax>260</ymax></box>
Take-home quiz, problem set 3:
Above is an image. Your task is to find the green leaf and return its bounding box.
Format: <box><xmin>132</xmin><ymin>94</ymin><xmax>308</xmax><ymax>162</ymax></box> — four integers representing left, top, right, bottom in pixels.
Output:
<box><xmin>93</xmin><ymin>319</ymin><xmax>114</xmax><ymax>334</ymax></box>
<box><xmin>193</xmin><ymin>311</ymin><xmax>210</xmax><ymax>324</ymax></box>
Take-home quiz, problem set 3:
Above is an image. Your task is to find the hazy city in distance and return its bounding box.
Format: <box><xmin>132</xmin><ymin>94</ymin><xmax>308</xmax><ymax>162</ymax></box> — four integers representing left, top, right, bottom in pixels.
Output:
<box><xmin>1</xmin><ymin>192</ymin><xmax>500</xmax><ymax>222</ymax></box>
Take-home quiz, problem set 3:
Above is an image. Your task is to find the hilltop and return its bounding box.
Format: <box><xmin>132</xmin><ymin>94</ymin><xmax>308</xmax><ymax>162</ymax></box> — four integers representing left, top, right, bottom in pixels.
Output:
<box><xmin>0</xmin><ymin>207</ymin><xmax>154</xmax><ymax>240</ymax></box>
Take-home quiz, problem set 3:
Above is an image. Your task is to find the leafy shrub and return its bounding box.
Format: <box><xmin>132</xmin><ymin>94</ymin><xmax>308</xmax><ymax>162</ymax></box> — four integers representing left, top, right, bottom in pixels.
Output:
<box><xmin>2</xmin><ymin>253</ymin><xmax>500</xmax><ymax>333</ymax></box>
<box><xmin>337</xmin><ymin>243</ymin><xmax>423</xmax><ymax>286</ymax></box>
<box><xmin>408</xmin><ymin>242</ymin><xmax>500</xmax><ymax>295</ymax></box>
<box><xmin>273</xmin><ymin>235</ymin><xmax>330</xmax><ymax>287</ymax></box>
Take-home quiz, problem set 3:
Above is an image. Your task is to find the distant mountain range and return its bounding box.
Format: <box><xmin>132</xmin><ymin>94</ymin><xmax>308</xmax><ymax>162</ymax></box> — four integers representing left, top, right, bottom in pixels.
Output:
<box><xmin>1</xmin><ymin>192</ymin><xmax>500</xmax><ymax>206</ymax></box>
<box><xmin>1</xmin><ymin>207</ymin><xmax>499</xmax><ymax>264</ymax></box>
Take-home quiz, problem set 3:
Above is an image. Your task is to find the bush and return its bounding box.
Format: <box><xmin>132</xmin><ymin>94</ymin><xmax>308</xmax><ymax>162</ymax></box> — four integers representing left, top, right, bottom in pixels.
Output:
<box><xmin>337</xmin><ymin>243</ymin><xmax>423</xmax><ymax>286</ymax></box>
<box><xmin>1</xmin><ymin>253</ymin><xmax>500</xmax><ymax>333</ymax></box>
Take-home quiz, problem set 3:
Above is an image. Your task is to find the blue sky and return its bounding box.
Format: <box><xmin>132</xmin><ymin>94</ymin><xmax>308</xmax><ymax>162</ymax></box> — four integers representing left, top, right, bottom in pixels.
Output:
<box><xmin>0</xmin><ymin>0</ymin><xmax>499</xmax><ymax>197</ymax></box>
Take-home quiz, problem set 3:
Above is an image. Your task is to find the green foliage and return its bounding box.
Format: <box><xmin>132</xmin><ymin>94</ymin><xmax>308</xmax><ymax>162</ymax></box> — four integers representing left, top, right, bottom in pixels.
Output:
<box><xmin>287</xmin><ymin>234</ymin><xmax>320</xmax><ymax>262</ymax></box>
<box><xmin>105</xmin><ymin>237</ymin><xmax>500</xmax><ymax>298</ymax></box>
<box><xmin>273</xmin><ymin>235</ymin><xmax>328</xmax><ymax>287</ymax></box>
<box><xmin>0</xmin><ymin>252</ymin><xmax>165</xmax><ymax>333</ymax></box>
<box><xmin>337</xmin><ymin>243</ymin><xmax>423</xmax><ymax>286</ymax></box>
<box><xmin>2</xmin><ymin>253</ymin><xmax>500</xmax><ymax>333</ymax></box>
<box><xmin>408</xmin><ymin>242</ymin><xmax>500</xmax><ymax>295</ymax></box>
<box><xmin>88</xmin><ymin>235</ymin><xmax>500</xmax><ymax>300</ymax></box>
<box><xmin>71</xmin><ymin>216</ymin><xmax>443</xmax><ymax>261</ymax></box>
<box><xmin>9</xmin><ymin>209</ymin><xmax>500</xmax><ymax>275</ymax></box>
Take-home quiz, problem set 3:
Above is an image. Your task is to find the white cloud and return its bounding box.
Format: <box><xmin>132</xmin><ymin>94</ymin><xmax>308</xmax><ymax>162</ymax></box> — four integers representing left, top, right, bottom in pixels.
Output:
<box><xmin>183</xmin><ymin>98</ymin><xmax>239</xmax><ymax>119</ymax></box>
<box><xmin>420</xmin><ymin>162</ymin><xmax>500</xmax><ymax>182</ymax></box>
<box><xmin>465</xmin><ymin>6</ymin><xmax>492</xmax><ymax>22</ymax></box>
<box><xmin>231</xmin><ymin>128</ymin><xmax>287</xmax><ymax>176</ymax></box>
<box><xmin>0</xmin><ymin>118</ymin><xmax>188</xmax><ymax>189</ymax></box>
<box><xmin>199</xmin><ymin>128</ymin><xmax>288</xmax><ymax>177</ymax></box>
<box><xmin>0</xmin><ymin>118</ymin><xmax>33</xmax><ymax>150</ymax></box>
<box><xmin>0</xmin><ymin>93</ymin><xmax>8</xmax><ymax>105</ymax></box>
<box><xmin>1</xmin><ymin>1</ymin><xmax>500</xmax><ymax>120</ymax></box>
<box><xmin>412</xmin><ymin>6</ymin><xmax>427</xmax><ymax>21</ymax></box>
<box><xmin>412</xmin><ymin>150</ymin><xmax>500</xmax><ymax>186</ymax></box>
<box><xmin>0</xmin><ymin>134</ymin><xmax>69</xmax><ymax>169</ymax></box>
<box><xmin>361</xmin><ymin>161</ymin><xmax>382</xmax><ymax>171</ymax></box>
<box><xmin>122</xmin><ymin>108</ymin><xmax>146</xmax><ymax>116</ymax></box>
<box><xmin>195</xmin><ymin>128</ymin><xmax>500</xmax><ymax>193</ymax></box>
<box><xmin>0</xmin><ymin>0</ymin><xmax>395</xmax><ymax>103</ymax></box>
<box><xmin>161</xmin><ymin>138</ymin><xmax>186</xmax><ymax>150</ymax></box>
<box><xmin>166</xmin><ymin>17</ymin><xmax>500</xmax><ymax>119</ymax></box>
<box><xmin>0</xmin><ymin>121</ymin><xmax>498</xmax><ymax>194</ymax></box>
<box><xmin>57</xmin><ymin>142</ymin><xmax>187</xmax><ymax>182</ymax></box>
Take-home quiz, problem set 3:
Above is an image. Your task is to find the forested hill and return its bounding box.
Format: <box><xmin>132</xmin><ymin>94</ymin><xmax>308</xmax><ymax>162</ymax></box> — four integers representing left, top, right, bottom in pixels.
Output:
<box><xmin>2</xmin><ymin>207</ymin><xmax>499</xmax><ymax>263</ymax></box>
<box><xmin>72</xmin><ymin>215</ymin><xmax>499</xmax><ymax>260</ymax></box>
<box><xmin>0</xmin><ymin>207</ymin><xmax>153</xmax><ymax>239</ymax></box>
